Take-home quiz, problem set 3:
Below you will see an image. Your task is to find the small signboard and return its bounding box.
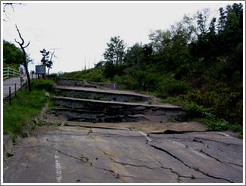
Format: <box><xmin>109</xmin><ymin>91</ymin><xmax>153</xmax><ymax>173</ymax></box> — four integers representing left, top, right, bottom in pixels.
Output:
<box><xmin>35</xmin><ymin>65</ymin><xmax>46</xmax><ymax>74</ymax></box>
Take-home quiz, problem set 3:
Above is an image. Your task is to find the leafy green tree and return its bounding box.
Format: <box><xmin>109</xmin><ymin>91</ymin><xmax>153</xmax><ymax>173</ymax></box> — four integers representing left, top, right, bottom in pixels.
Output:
<box><xmin>40</xmin><ymin>49</ymin><xmax>50</xmax><ymax>66</ymax></box>
<box><xmin>40</xmin><ymin>48</ymin><xmax>54</xmax><ymax>74</ymax></box>
<box><xmin>103</xmin><ymin>36</ymin><xmax>126</xmax><ymax>65</ymax></box>
<box><xmin>195</xmin><ymin>9</ymin><xmax>210</xmax><ymax>38</ymax></box>
<box><xmin>218</xmin><ymin>7</ymin><xmax>227</xmax><ymax>33</ymax></box>
<box><xmin>149</xmin><ymin>15</ymin><xmax>195</xmax><ymax>72</ymax></box>
<box><xmin>47</xmin><ymin>51</ymin><xmax>55</xmax><ymax>74</ymax></box>
<box><xmin>3</xmin><ymin>40</ymin><xmax>24</xmax><ymax>65</ymax></box>
<box><xmin>124</xmin><ymin>43</ymin><xmax>144</xmax><ymax>69</ymax></box>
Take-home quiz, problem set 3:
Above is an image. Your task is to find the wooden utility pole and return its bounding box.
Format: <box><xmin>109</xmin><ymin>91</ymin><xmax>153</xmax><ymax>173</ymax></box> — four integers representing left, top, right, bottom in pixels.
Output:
<box><xmin>15</xmin><ymin>25</ymin><xmax>32</xmax><ymax>92</ymax></box>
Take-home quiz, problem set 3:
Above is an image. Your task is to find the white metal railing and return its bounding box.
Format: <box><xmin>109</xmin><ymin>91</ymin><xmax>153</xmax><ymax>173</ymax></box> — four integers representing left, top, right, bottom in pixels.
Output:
<box><xmin>3</xmin><ymin>67</ymin><xmax>20</xmax><ymax>79</ymax></box>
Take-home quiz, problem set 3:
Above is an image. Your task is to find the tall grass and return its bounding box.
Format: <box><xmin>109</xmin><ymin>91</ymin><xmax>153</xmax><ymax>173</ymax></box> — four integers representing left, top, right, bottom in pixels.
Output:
<box><xmin>3</xmin><ymin>79</ymin><xmax>53</xmax><ymax>135</ymax></box>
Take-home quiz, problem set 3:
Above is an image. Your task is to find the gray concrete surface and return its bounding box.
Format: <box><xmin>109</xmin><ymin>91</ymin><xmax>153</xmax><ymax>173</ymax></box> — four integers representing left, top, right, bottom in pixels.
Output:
<box><xmin>3</xmin><ymin>76</ymin><xmax>26</xmax><ymax>99</ymax></box>
<box><xmin>3</xmin><ymin>125</ymin><xmax>243</xmax><ymax>183</ymax></box>
<box><xmin>55</xmin><ymin>85</ymin><xmax>151</xmax><ymax>99</ymax></box>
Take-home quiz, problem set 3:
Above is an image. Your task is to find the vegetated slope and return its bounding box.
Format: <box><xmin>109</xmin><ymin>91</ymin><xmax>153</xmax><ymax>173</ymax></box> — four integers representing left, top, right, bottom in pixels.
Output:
<box><xmin>61</xmin><ymin>3</ymin><xmax>243</xmax><ymax>132</ymax></box>
<box><xmin>3</xmin><ymin>79</ymin><xmax>54</xmax><ymax>136</ymax></box>
<box><xmin>3</xmin><ymin>40</ymin><xmax>24</xmax><ymax>69</ymax></box>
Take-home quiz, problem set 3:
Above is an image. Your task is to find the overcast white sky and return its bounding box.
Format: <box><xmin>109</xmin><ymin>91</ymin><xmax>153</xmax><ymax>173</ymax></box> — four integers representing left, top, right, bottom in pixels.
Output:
<box><xmin>2</xmin><ymin>1</ymin><xmax>234</xmax><ymax>73</ymax></box>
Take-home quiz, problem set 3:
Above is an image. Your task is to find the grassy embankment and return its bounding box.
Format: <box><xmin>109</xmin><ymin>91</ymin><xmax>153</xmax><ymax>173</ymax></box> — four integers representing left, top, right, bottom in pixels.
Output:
<box><xmin>3</xmin><ymin>79</ymin><xmax>54</xmax><ymax>138</ymax></box>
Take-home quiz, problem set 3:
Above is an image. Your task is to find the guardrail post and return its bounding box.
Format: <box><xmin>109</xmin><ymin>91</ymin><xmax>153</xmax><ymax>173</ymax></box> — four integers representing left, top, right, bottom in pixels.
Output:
<box><xmin>7</xmin><ymin>67</ymin><xmax>9</xmax><ymax>78</ymax></box>
<box><xmin>15</xmin><ymin>83</ymin><xmax>17</xmax><ymax>97</ymax></box>
<box><xmin>9</xmin><ymin>87</ymin><xmax>11</xmax><ymax>106</ymax></box>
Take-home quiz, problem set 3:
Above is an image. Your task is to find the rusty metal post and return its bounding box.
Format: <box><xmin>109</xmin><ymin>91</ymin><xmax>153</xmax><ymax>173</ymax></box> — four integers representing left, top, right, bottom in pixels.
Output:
<box><xmin>9</xmin><ymin>87</ymin><xmax>11</xmax><ymax>106</ymax></box>
<box><xmin>15</xmin><ymin>83</ymin><xmax>17</xmax><ymax>97</ymax></box>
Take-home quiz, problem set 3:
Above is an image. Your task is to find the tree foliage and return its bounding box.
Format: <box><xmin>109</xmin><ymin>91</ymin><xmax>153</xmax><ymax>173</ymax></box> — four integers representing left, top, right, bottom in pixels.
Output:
<box><xmin>3</xmin><ymin>40</ymin><xmax>24</xmax><ymax>65</ymax></box>
<box><xmin>64</xmin><ymin>3</ymin><xmax>243</xmax><ymax>127</ymax></box>
<box><xmin>103</xmin><ymin>36</ymin><xmax>126</xmax><ymax>65</ymax></box>
<box><xmin>40</xmin><ymin>48</ymin><xmax>54</xmax><ymax>74</ymax></box>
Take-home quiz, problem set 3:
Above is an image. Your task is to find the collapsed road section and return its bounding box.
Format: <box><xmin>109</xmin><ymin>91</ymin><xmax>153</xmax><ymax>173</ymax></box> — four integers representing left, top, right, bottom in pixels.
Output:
<box><xmin>3</xmin><ymin>78</ymin><xmax>243</xmax><ymax>183</ymax></box>
<box><xmin>51</xmin><ymin>78</ymin><xmax>186</xmax><ymax>123</ymax></box>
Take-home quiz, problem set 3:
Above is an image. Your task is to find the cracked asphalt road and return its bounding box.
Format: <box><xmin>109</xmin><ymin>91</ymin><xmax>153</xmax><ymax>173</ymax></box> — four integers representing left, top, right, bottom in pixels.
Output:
<box><xmin>3</xmin><ymin>125</ymin><xmax>243</xmax><ymax>183</ymax></box>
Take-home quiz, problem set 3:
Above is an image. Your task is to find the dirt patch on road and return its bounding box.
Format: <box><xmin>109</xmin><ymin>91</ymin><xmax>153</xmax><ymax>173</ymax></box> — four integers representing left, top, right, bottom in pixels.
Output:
<box><xmin>82</xmin><ymin>121</ymin><xmax>206</xmax><ymax>133</ymax></box>
<box><xmin>42</xmin><ymin>116</ymin><xmax>206</xmax><ymax>133</ymax></box>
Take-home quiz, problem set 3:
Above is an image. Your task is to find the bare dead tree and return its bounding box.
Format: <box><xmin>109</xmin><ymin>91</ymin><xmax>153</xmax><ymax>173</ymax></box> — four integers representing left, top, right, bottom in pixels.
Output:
<box><xmin>15</xmin><ymin>24</ymin><xmax>32</xmax><ymax>92</ymax></box>
<box><xmin>3</xmin><ymin>3</ymin><xmax>22</xmax><ymax>21</ymax></box>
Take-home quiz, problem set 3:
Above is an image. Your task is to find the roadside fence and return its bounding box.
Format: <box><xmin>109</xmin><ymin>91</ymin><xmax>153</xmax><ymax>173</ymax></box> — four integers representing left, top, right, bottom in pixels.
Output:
<box><xmin>3</xmin><ymin>67</ymin><xmax>20</xmax><ymax>80</ymax></box>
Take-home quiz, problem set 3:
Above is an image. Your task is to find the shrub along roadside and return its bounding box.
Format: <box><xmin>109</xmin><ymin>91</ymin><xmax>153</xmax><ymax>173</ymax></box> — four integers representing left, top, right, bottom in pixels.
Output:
<box><xmin>3</xmin><ymin>79</ymin><xmax>54</xmax><ymax>136</ymax></box>
<box><xmin>161</xmin><ymin>97</ymin><xmax>243</xmax><ymax>134</ymax></box>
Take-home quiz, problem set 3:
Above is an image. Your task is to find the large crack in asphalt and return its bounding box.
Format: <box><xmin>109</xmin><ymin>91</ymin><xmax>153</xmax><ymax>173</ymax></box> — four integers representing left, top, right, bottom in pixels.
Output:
<box><xmin>193</xmin><ymin>137</ymin><xmax>243</xmax><ymax>168</ymax></box>
<box><xmin>199</xmin><ymin>148</ymin><xmax>243</xmax><ymax>168</ymax></box>
<box><xmin>158</xmin><ymin>161</ymin><xmax>200</xmax><ymax>182</ymax></box>
<box><xmin>149</xmin><ymin>130</ymin><xmax>207</xmax><ymax>135</ymax></box>
<box><xmin>95</xmin><ymin>145</ymin><xmax>182</xmax><ymax>182</ymax></box>
<box><xmin>147</xmin><ymin>141</ymin><xmax>233</xmax><ymax>183</ymax></box>
<box><xmin>55</xmin><ymin>126</ymin><xmax>237</xmax><ymax>183</ymax></box>
<box><xmin>95</xmin><ymin>145</ymin><xmax>155</xmax><ymax>170</ymax></box>
<box><xmin>194</xmin><ymin>137</ymin><xmax>242</xmax><ymax>147</ymax></box>
<box><xmin>94</xmin><ymin>133</ymin><xmax>208</xmax><ymax>183</ymax></box>
<box><xmin>138</xmin><ymin>130</ymin><xmax>235</xmax><ymax>183</ymax></box>
<box><xmin>27</xmin><ymin>125</ymin><xmax>239</xmax><ymax>183</ymax></box>
<box><xmin>62</xmin><ymin>123</ymin><xmax>130</xmax><ymax>131</ymax></box>
<box><xmin>52</xmin><ymin>147</ymin><xmax>125</xmax><ymax>182</ymax></box>
<box><xmin>36</xmin><ymin>132</ymin><xmax>124</xmax><ymax>182</ymax></box>
<box><xmin>94</xmin><ymin>131</ymin><xmax>213</xmax><ymax>183</ymax></box>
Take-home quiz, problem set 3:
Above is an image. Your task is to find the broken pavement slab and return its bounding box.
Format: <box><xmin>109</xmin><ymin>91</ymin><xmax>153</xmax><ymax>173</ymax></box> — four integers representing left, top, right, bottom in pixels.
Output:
<box><xmin>3</xmin><ymin>126</ymin><xmax>243</xmax><ymax>183</ymax></box>
<box><xmin>53</xmin><ymin>96</ymin><xmax>185</xmax><ymax>122</ymax></box>
<box><xmin>55</xmin><ymin>85</ymin><xmax>152</xmax><ymax>103</ymax></box>
<box><xmin>148</xmin><ymin>131</ymin><xmax>243</xmax><ymax>183</ymax></box>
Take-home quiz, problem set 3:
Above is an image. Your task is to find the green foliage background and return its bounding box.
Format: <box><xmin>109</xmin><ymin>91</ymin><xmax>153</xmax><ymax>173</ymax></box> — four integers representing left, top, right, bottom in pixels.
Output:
<box><xmin>3</xmin><ymin>40</ymin><xmax>24</xmax><ymax>69</ymax></box>
<box><xmin>61</xmin><ymin>3</ymin><xmax>243</xmax><ymax>131</ymax></box>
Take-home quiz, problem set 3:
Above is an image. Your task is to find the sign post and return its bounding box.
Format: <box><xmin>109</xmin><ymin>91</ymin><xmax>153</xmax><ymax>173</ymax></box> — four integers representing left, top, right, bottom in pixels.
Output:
<box><xmin>35</xmin><ymin>65</ymin><xmax>46</xmax><ymax>79</ymax></box>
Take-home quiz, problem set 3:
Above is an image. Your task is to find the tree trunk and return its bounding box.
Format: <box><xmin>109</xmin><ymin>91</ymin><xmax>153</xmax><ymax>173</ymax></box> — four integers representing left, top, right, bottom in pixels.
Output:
<box><xmin>15</xmin><ymin>25</ymin><xmax>31</xmax><ymax>92</ymax></box>
<box><xmin>22</xmin><ymin>51</ymin><xmax>31</xmax><ymax>92</ymax></box>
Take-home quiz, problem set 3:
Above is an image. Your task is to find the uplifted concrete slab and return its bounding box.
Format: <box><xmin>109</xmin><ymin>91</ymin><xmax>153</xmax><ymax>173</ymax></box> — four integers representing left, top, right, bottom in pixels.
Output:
<box><xmin>54</xmin><ymin>96</ymin><xmax>182</xmax><ymax>109</ymax></box>
<box><xmin>55</xmin><ymin>85</ymin><xmax>151</xmax><ymax>99</ymax></box>
<box><xmin>53</xmin><ymin>96</ymin><xmax>185</xmax><ymax>122</ymax></box>
<box><xmin>3</xmin><ymin>126</ymin><xmax>243</xmax><ymax>183</ymax></box>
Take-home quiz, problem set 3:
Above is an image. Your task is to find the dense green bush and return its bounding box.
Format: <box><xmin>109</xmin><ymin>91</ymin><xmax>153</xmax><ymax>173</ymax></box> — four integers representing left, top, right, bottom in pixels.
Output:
<box><xmin>126</xmin><ymin>71</ymin><xmax>159</xmax><ymax>91</ymax></box>
<box><xmin>205</xmin><ymin>112</ymin><xmax>243</xmax><ymax>132</ymax></box>
<box><xmin>158</xmin><ymin>78</ymin><xmax>190</xmax><ymax>96</ymax></box>
<box><xmin>113</xmin><ymin>75</ymin><xmax>126</xmax><ymax>84</ymax></box>
<box><xmin>103</xmin><ymin>63</ymin><xmax>127</xmax><ymax>79</ymax></box>
<box><xmin>184</xmin><ymin>101</ymin><xmax>210</xmax><ymax>119</ymax></box>
<box><xmin>31</xmin><ymin>79</ymin><xmax>54</xmax><ymax>92</ymax></box>
<box><xmin>175</xmin><ymin>64</ymin><xmax>191</xmax><ymax>79</ymax></box>
<box><xmin>186</xmin><ymin>89</ymin><xmax>243</xmax><ymax>126</ymax></box>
